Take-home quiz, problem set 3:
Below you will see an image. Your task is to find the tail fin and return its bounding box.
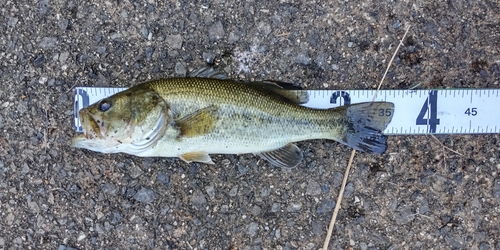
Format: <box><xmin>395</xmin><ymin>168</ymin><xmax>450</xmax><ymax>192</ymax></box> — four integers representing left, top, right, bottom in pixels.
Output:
<box><xmin>339</xmin><ymin>102</ymin><xmax>394</xmax><ymax>154</ymax></box>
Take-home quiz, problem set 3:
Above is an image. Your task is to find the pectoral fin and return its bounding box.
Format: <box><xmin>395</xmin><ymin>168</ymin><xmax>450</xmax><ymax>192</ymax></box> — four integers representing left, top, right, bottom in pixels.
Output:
<box><xmin>180</xmin><ymin>152</ymin><xmax>214</xmax><ymax>164</ymax></box>
<box><xmin>177</xmin><ymin>105</ymin><xmax>218</xmax><ymax>138</ymax></box>
<box><xmin>257</xmin><ymin>143</ymin><xmax>303</xmax><ymax>168</ymax></box>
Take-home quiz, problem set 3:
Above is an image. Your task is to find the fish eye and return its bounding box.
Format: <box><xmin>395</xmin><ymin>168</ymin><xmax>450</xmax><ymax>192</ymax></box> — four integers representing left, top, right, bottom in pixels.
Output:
<box><xmin>98</xmin><ymin>100</ymin><xmax>112</xmax><ymax>112</ymax></box>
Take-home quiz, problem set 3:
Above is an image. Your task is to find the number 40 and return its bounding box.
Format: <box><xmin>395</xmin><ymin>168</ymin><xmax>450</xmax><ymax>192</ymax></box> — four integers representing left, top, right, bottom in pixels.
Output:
<box><xmin>416</xmin><ymin>90</ymin><xmax>440</xmax><ymax>133</ymax></box>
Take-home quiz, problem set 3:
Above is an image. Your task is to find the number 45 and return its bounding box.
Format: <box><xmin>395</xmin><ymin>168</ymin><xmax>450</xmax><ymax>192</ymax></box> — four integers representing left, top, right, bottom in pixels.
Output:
<box><xmin>464</xmin><ymin>108</ymin><xmax>477</xmax><ymax>116</ymax></box>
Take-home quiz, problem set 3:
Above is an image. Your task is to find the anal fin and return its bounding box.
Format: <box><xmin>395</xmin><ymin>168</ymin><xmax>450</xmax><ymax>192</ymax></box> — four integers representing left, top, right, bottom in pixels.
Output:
<box><xmin>257</xmin><ymin>143</ymin><xmax>303</xmax><ymax>168</ymax></box>
<box><xmin>180</xmin><ymin>152</ymin><xmax>214</xmax><ymax>164</ymax></box>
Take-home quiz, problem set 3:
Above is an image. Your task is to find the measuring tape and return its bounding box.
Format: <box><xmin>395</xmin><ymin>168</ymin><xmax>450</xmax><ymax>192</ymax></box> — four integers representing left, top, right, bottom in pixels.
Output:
<box><xmin>73</xmin><ymin>87</ymin><xmax>500</xmax><ymax>135</ymax></box>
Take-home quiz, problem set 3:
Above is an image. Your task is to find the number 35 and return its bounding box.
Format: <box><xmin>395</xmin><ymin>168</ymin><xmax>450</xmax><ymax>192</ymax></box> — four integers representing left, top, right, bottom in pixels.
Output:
<box><xmin>378</xmin><ymin>108</ymin><xmax>392</xmax><ymax>116</ymax></box>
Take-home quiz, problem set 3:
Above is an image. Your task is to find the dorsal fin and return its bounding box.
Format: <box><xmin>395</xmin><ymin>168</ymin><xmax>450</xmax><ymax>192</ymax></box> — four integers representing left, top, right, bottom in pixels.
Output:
<box><xmin>262</xmin><ymin>80</ymin><xmax>303</xmax><ymax>90</ymax></box>
<box><xmin>189</xmin><ymin>67</ymin><xmax>230</xmax><ymax>79</ymax></box>
<box><xmin>189</xmin><ymin>67</ymin><xmax>309</xmax><ymax>104</ymax></box>
<box><xmin>249</xmin><ymin>81</ymin><xmax>309</xmax><ymax>104</ymax></box>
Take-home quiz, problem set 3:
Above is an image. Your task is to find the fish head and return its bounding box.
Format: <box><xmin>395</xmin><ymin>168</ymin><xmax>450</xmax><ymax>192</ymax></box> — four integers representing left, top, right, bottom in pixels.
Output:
<box><xmin>72</xmin><ymin>87</ymin><xmax>170</xmax><ymax>154</ymax></box>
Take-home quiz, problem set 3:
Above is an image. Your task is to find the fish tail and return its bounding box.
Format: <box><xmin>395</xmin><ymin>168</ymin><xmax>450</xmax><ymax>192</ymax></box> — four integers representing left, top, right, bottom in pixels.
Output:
<box><xmin>336</xmin><ymin>102</ymin><xmax>394</xmax><ymax>154</ymax></box>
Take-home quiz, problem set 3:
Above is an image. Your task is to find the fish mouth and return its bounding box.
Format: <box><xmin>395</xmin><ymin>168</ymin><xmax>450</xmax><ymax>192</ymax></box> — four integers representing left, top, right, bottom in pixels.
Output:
<box><xmin>79</xmin><ymin>109</ymin><xmax>104</xmax><ymax>140</ymax></box>
<box><xmin>71</xmin><ymin>133</ymin><xmax>88</xmax><ymax>148</ymax></box>
<box><xmin>71</xmin><ymin>109</ymin><xmax>109</xmax><ymax>149</ymax></box>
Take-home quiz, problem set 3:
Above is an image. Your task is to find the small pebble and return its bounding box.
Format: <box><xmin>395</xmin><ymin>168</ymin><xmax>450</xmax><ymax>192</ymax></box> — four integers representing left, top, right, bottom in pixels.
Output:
<box><xmin>308</xmin><ymin>32</ymin><xmax>320</xmax><ymax>47</ymax></box>
<box><xmin>257</xmin><ymin>22</ymin><xmax>272</xmax><ymax>36</ymax></box>
<box><xmin>13</xmin><ymin>237</ymin><xmax>22</xmax><ymax>244</ymax></box>
<box><xmin>416</xmin><ymin>195</ymin><xmax>430</xmax><ymax>214</ymax></box>
<box><xmin>208</xmin><ymin>21</ymin><xmax>225</xmax><ymax>41</ymax></box>
<box><xmin>38</xmin><ymin>37</ymin><xmax>58</xmax><ymax>49</ymax></box>
<box><xmin>160</xmin><ymin>205</ymin><xmax>170</xmax><ymax>215</ymax></box>
<box><xmin>205</xmin><ymin>185</ymin><xmax>215</xmax><ymax>200</ymax></box>
<box><xmin>133</xmin><ymin>187</ymin><xmax>155</xmax><ymax>203</ymax></box>
<box><xmin>139</xmin><ymin>25</ymin><xmax>149</xmax><ymax>39</ymax></box>
<box><xmin>306</xmin><ymin>180</ymin><xmax>321</xmax><ymax>196</ymax></box>
<box><xmin>311</xmin><ymin>221</ymin><xmax>323</xmax><ymax>235</ymax></box>
<box><xmin>343</xmin><ymin>182</ymin><xmax>354</xmax><ymax>198</ymax></box>
<box><xmin>123</xmin><ymin>188</ymin><xmax>136</xmax><ymax>199</ymax></box>
<box><xmin>203</xmin><ymin>52</ymin><xmax>216</xmax><ymax>64</ymax></box>
<box><xmin>33</xmin><ymin>54</ymin><xmax>45</xmax><ymax>67</ymax></box>
<box><xmin>246</xmin><ymin>222</ymin><xmax>259</xmax><ymax>237</ymax></box>
<box><xmin>333</xmin><ymin>172</ymin><xmax>343</xmax><ymax>187</ymax></box>
<box><xmin>286</xmin><ymin>202</ymin><xmax>302</xmax><ymax>212</ymax></box>
<box><xmin>251</xmin><ymin>205</ymin><xmax>261</xmax><ymax>216</ymax></box>
<box><xmin>190</xmin><ymin>190</ymin><xmax>207</xmax><ymax>210</ymax></box>
<box><xmin>27</xmin><ymin>200</ymin><xmax>40</xmax><ymax>213</ymax></box>
<box><xmin>321</xmin><ymin>182</ymin><xmax>330</xmax><ymax>193</ymax></box>
<box><xmin>59</xmin><ymin>19</ymin><xmax>69</xmax><ymax>30</ymax></box>
<box><xmin>492</xmin><ymin>178</ymin><xmax>500</xmax><ymax>197</ymax></box>
<box><xmin>229</xmin><ymin>185</ymin><xmax>238</xmax><ymax>197</ymax></box>
<box><xmin>126</xmin><ymin>161</ymin><xmax>143</xmax><ymax>179</ymax></box>
<box><xmin>101</xmin><ymin>183</ymin><xmax>118</xmax><ymax>196</ymax></box>
<box><xmin>175</xmin><ymin>62</ymin><xmax>186</xmax><ymax>76</ymax></box>
<box><xmin>295</xmin><ymin>53</ymin><xmax>311</xmax><ymax>65</ymax></box>
<box><xmin>166</xmin><ymin>34</ymin><xmax>183</xmax><ymax>49</ymax></box>
<box><xmin>110</xmin><ymin>32</ymin><xmax>122</xmax><ymax>40</ymax></box>
<box><xmin>8</xmin><ymin>17</ymin><xmax>18</xmax><ymax>28</ymax></box>
<box><xmin>237</xmin><ymin>164</ymin><xmax>248</xmax><ymax>176</ymax></box>
<box><xmin>59</xmin><ymin>51</ymin><xmax>69</xmax><ymax>64</ymax></box>
<box><xmin>145</xmin><ymin>47</ymin><xmax>154</xmax><ymax>60</ymax></box>
<box><xmin>112</xmin><ymin>212</ymin><xmax>122</xmax><ymax>225</ymax></box>
<box><xmin>316</xmin><ymin>199</ymin><xmax>336</xmax><ymax>213</ymax></box>
<box><xmin>260</xmin><ymin>186</ymin><xmax>270</xmax><ymax>197</ymax></box>
<box><xmin>305</xmin><ymin>243</ymin><xmax>315</xmax><ymax>250</ymax></box>
<box><xmin>360</xmin><ymin>242</ymin><xmax>368</xmax><ymax>250</ymax></box>
<box><xmin>444</xmin><ymin>234</ymin><xmax>464</xmax><ymax>249</ymax></box>
<box><xmin>6</xmin><ymin>213</ymin><xmax>15</xmax><ymax>225</ymax></box>
<box><xmin>77</xmin><ymin>233</ymin><xmax>86</xmax><ymax>241</ymax></box>
<box><xmin>394</xmin><ymin>206</ymin><xmax>415</xmax><ymax>225</ymax></box>
<box><xmin>157</xmin><ymin>172</ymin><xmax>170</xmax><ymax>187</ymax></box>
<box><xmin>95</xmin><ymin>224</ymin><xmax>104</xmax><ymax>234</ymax></box>
<box><xmin>271</xmin><ymin>203</ymin><xmax>281</xmax><ymax>212</ymax></box>
<box><xmin>39</xmin><ymin>0</ymin><xmax>49</xmax><ymax>15</ymax></box>
<box><xmin>479</xmin><ymin>242</ymin><xmax>490</xmax><ymax>250</ymax></box>
<box><xmin>392</xmin><ymin>20</ymin><xmax>401</xmax><ymax>29</ymax></box>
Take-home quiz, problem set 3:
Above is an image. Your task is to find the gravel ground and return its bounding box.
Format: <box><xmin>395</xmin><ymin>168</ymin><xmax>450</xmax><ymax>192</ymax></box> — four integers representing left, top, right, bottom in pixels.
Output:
<box><xmin>1</xmin><ymin>0</ymin><xmax>500</xmax><ymax>249</ymax></box>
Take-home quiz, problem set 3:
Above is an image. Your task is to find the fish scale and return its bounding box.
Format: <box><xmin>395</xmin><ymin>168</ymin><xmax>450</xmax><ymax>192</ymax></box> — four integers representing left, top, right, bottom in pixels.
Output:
<box><xmin>144</xmin><ymin>78</ymin><xmax>347</xmax><ymax>146</ymax></box>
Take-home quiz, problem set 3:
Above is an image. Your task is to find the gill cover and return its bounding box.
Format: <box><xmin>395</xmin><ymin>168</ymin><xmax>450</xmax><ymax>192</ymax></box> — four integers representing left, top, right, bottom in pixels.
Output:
<box><xmin>72</xmin><ymin>87</ymin><xmax>170</xmax><ymax>154</ymax></box>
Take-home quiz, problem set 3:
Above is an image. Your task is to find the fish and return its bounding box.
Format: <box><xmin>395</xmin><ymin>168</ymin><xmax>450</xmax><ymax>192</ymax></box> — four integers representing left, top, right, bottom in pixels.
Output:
<box><xmin>72</xmin><ymin>68</ymin><xmax>394</xmax><ymax>168</ymax></box>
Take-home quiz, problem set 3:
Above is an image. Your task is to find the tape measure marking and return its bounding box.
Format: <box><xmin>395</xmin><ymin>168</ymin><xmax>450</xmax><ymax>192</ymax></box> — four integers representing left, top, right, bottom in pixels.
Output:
<box><xmin>73</xmin><ymin>87</ymin><xmax>500</xmax><ymax>135</ymax></box>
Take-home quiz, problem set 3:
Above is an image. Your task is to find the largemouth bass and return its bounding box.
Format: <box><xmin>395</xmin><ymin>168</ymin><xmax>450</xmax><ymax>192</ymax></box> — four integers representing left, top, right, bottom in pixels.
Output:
<box><xmin>72</xmin><ymin>68</ymin><xmax>394</xmax><ymax>168</ymax></box>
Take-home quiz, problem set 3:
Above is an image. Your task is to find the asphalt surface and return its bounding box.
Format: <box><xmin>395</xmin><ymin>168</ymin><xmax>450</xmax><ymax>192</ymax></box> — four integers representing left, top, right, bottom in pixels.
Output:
<box><xmin>1</xmin><ymin>0</ymin><xmax>500</xmax><ymax>249</ymax></box>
